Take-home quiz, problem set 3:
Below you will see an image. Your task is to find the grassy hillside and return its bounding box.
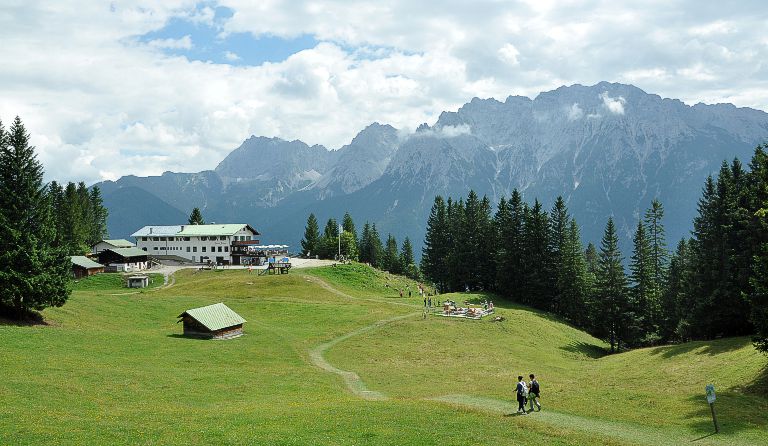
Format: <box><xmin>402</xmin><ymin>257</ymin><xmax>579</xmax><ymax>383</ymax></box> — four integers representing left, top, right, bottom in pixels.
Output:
<box><xmin>0</xmin><ymin>264</ymin><xmax>765</xmax><ymax>445</ymax></box>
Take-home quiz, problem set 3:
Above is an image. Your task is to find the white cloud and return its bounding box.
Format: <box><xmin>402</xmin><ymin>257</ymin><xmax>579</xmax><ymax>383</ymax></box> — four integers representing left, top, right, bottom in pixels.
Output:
<box><xmin>498</xmin><ymin>43</ymin><xmax>520</xmax><ymax>65</ymax></box>
<box><xmin>567</xmin><ymin>103</ymin><xmax>583</xmax><ymax>120</ymax></box>
<box><xmin>413</xmin><ymin>123</ymin><xmax>472</xmax><ymax>139</ymax></box>
<box><xmin>1</xmin><ymin>1</ymin><xmax>768</xmax><ymax>185</ymax></box>
<box><xmin>148</xmin><ymin>35</ymin><xmax>193</xmax><ymax>50</ymax></box>
<box><xmin>600</xmin><ymin>92</ymin><xmax>626</xmax><ymax>115</ymax></box>
<box><xmin>223</xmin><ymin>51</ymin><xmax>241</xmax><ymax>61</ymax></box>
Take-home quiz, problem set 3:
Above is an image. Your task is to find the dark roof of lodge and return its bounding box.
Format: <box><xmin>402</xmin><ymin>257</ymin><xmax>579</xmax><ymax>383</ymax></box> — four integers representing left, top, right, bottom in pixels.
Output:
<box><xmin>104</xmin><ymin>247</ymin><xmax>149</xmax><ymax>258</ymax></box>
<box><xmin>178</xmin><ymin>303</ymin><xmax>246</xmax><ymax>331</ymax></box>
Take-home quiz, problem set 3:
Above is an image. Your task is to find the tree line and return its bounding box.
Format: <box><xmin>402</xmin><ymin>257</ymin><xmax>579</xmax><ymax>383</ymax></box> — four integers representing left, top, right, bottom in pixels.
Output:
<box><xmin>48</xmin><ymin>181</ymin><xmax>108</xmax><ymax>254</ymax></box>
<box><xmin>421</xmin><ymin>145</ymin><xmax>768</xmax><ymax>353</ymax></box>
<box><xmin>301</xmin><ymin>212</ymin><xmax>420</xmax><ymax>280</ymax></box>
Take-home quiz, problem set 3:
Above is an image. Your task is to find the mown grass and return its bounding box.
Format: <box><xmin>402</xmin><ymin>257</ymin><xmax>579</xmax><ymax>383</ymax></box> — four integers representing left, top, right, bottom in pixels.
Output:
<box><xmin>71</xmin><ymin>272</ymin><xmax>165</xmax><ymax>292</ymax></box>
<box><xmin>0</xmin><ymin>263</ymin><xmax>766</xmax><ymax>445</ymax></box>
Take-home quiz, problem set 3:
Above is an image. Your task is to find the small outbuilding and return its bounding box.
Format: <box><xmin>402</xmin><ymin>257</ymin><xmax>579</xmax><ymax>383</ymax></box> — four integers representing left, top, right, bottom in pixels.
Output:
<box><xmin>127</xmin><ymin>275</ymin><xmax>150</xmax><ymax>288</ymax></box>
<box><xmin>70</xmin><ymin>256</ymin><xmax>104</xmax><ymax>279</ymax></box>
<box><xmin>97</xmin><ymin>247</ymin><xmax>149</xmax><ymax>272</ymax></box>
<box><xmin>92</xmin><ymin>239</ymin><xmax>135</xmax><ymax>254</ymax></box>
<box><xmin>177</xmin><ymin>303</ymin><xmax>246</xmax><ymax>340</ymax></box>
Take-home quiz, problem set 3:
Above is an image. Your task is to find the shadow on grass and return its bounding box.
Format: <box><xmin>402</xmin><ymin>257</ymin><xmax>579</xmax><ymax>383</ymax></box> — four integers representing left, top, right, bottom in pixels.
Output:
<box><xmin>647</xmin><ymin>337</ymin><xmax>751</xmax><ymax>359</ymax></box>
<box><xmin>560</xmin><ymin>341</ymin><xmax>607</xmax><ymax>359</ymax></box>
<box><xmin>0</xmin><ymin>306</ymin><xmax>48</xmax><ymax>326</ymax></box>
<box><xmin>739</xmin><ymin>365</ymin><xmax>768</xmax><ymax>397</ymax></box>
<box><xmin>684</xmin><ymin>391</ymin><xmax>768</xmax><ymax>438</ymax></box>
<box><xmin>166</xmin><ymin>334</ymin><xmax>210</xmax><ymax>341</ymax></box>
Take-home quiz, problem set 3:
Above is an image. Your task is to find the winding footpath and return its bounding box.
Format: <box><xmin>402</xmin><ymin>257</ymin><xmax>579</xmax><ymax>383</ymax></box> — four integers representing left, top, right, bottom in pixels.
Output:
<box><xmin>307</xmin><ymin>276</ymin><xmax>749</xmax><ymax>446</ymax></box>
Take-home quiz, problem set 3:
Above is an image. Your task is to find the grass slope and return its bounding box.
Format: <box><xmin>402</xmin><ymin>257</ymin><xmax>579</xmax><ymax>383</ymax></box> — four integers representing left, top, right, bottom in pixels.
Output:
<box><xmin>0</xmin><ymin>264</ymin><xmax>765</xmax><ymax>445</ymax></box>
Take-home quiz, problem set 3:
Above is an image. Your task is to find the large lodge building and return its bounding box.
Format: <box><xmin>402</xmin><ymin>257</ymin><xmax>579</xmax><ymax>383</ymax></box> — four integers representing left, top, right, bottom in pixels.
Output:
<box><xmin>131</xmin><ymin>224</ymin><xmax>260</xmax><ymax>265</ymax></box>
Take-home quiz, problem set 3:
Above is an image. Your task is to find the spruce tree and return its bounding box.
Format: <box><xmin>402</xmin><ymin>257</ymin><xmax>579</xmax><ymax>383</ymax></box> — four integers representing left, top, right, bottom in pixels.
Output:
<box><xmin>301</xmin><ymin>213</ymin><xmax>320</xmax><ymax>256</ymax></box>
<box><xmin>550</xmin><ymin>196</ymin><xmax>570</xmax><ymax>314</ymax></box>
<box><xmin>660</xmin><ymin>239</ymin><xmax>691</xmax><ymax>342</ymax></box>
<box><xmin>559</xmin><ymin>219</ymin><xmax>589</xmax><ymax>325</ymax></box>
<box><xmin>368</xmin><ymin>224</ymin><xmax>384</xmax><ymax>268</ymax></box>
<box><xmin>318</xmin><ymin>218</ymin><xmax>339</xmax><ymax>259</ymax></box>
<box><xmin>0</xmin><ymin>117</ymin><xmax>69</xmax><ymax>316</ymax></box>
<box><xmin>522</xmin><ymin>199</ymin><xmax>554</xmax><ymax>310</ymax></box>
<box><xmin>643</xmin><ymin>199</ymin><xmax>667</xmax><ymax>331</ymax></box>
<box><xmin>382</xmin><ymin>234</ymin><xmax>401</xmax><ymax>274</ymax></box>
<box><xmin>342</xmin><ymin>212</ymin><xmax>357</xmax><ymax>243</ymax></box>
<box><xmin>629</xmin><ymin>219</ymin><xmax>655</xmax><ymax>343</ymax></box>
<box><xmin>188</xmin><ymin>207</ymin><xmax>205</xmax><ymax>225</ymax></box>
<box><xmin>400</xmin><ymin>237</ymin><xmax>419</xmax><ymax>279</ymax></box>
<box><xmin>340</xmin><ymin>231</ymin><xmax>358</xmax><ymax>261</ymax></box>
<box><xmin>421</xmin><ymin>196</ymin><xmax>450</xmax><ymax>291</ymax></box>
<box><xmin>88</xmin><ymin>186</ymin><xmax>108</xmax><ymax>246</ymax></box>
<box><xmin>594</xmin><ymin>218</ymin><xmax>631</xmax><ymax>352</ymax></box>
<box><xmin>749</xmin><ymin>145</ymin><xmax>768</xmax><ymax>352</ymax></box>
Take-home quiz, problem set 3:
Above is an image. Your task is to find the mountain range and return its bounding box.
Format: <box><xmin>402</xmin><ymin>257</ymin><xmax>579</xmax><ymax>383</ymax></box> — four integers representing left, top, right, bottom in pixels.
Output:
<box><xmin>97</xmin><ymin>82</ymin><xmax>768</xmax><ymax>256</ymax></box>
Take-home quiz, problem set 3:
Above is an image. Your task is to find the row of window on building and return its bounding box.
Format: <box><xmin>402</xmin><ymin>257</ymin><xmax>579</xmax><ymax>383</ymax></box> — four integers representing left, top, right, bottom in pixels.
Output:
<box><xmin>143</xmin><ymin>246</ymin><xmax>231</xmax><ymax>253</ymax></box>
<box><xmin>139</xmin><ymin>235</ymin><xmax>255</xmax><ymax>242</ymax></box>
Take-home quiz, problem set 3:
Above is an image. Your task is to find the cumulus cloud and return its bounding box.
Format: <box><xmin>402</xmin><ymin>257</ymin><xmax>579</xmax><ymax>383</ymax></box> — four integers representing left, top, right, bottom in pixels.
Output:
<box><xmin>600</xmin><ymin>92</ymin><xmax>626</xmax><ymax>115</ymax></box>
<box><xmin>223</xmin><ymin>50</ymin><xmax>241</xmax><ymax>61</ymax></box>
<box><xmin>1</xmin><ymin>1</ymin><xmax>768</xmax><ymax>184</ymax></box>
<box><xmin>498</xmin><ymin>43</ymin><xmax>520</xmax><ymax>65</ymax></box>
<box><xmin>148</xmin><ymin>35</ymin><xmax>193</xmax><ymax>50</ymax></box>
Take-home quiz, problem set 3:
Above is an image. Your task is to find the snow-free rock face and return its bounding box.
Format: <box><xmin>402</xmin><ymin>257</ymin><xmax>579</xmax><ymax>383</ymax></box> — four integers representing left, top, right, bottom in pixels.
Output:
<box><xmin>307</xmin><ymin>123</ymin><xmax>400</xmax><ymax>198</ymax></box>
<box><xmin>99</xmin><ymin>82</ymin><xmax>768</xmax><ymax>254</ymax></box>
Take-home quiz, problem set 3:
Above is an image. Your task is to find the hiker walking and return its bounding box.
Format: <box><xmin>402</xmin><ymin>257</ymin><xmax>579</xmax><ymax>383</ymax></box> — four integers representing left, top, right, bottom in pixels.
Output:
<box><xmin>528</xmin><ymin>374</ymin><xmax>541</xmax><ymax>412</ymax></box>
<box><xmin>428</xmin><ymin>297</ymin><xmax>432</xmax><ymax>307</ymax></box>
<box><xmin>424</xmin><ymin>297</ymin><xmax>427</xmax><ymax>307</ymax></box>
<box><xmin>516</xmin><ymin>376</ymin><xmax>528</xmax><ymax>414</ymax></box>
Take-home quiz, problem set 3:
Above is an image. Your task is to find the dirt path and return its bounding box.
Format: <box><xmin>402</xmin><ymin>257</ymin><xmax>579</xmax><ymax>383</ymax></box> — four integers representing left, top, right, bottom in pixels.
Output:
<box><xmin>309</xmin><ymin>312</ymin><xmax>419</xmax><ymax>401</ymax></box>
<box><xmin>303</xmin><ymin>275</ymin><xmax>419</xmax><ymax>308</ymax></box>
<box><xmin>304</xmin><ymin>277</ymin><xmax>745</xmax><ymax>445</ymax></box>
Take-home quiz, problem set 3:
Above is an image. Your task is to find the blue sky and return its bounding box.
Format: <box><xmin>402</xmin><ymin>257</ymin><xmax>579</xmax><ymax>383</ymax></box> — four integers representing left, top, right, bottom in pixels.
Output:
<box><xmin>2</xmin><ymin>1</ymin><xmax>768</xmax><ymax>184</ymax></box>
<box><xmin>138</xmin><ymin>5</ymin><xmax>319</xmax><ymax>65</ymax></box>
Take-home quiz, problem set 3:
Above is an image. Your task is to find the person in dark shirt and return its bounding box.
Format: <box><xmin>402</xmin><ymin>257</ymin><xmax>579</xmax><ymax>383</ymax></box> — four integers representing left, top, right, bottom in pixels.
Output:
<box><xmin>515</xmin><ymin>376</ymin><xmax>528</xmax><ymax>414</ymax></box>
<box><xmin>528</xmin><ymin>374</ymin><xmax>541</xmax><ymax>412</ymax></box>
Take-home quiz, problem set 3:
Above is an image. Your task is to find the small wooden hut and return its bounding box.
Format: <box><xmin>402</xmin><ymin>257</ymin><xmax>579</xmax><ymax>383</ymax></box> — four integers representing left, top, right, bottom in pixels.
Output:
<box><xmin>70</xmin><ymin>256</ymin><xmax>104</xmax><ymax>279</ymax></box>
<box><xmin>177</xmin><ymin>303</ymin><xmax>246</xmax><ymax>339</ymax></box>
<box><xmin>127</xmin><ymin>275</ymin><xmax>149</xmax><ymax>288</ymax></box>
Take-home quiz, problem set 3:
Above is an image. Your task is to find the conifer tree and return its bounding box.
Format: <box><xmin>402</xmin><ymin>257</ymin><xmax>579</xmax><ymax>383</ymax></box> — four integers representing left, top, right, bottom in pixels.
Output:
<box><xmin>340</xmin><ymin>231</ymin><xmax>358</xmax><ymax>261</ymax></box>
<box><xmin>643</xmin><ymin>199</ymin><xmax>667</xmax><ymax>330</ymax></box>
<box><xmin>559</xmin><ymin>219</ymin><xmax>589</xmax><ymax>325</ymax></box>
<box><xmin>87</xmin><ymin>186</ymin><xmax>108</xmax><ymax>246</ymax></box>
<box><xmin>522</xmin><ymin>199</ymin><xmax>554</xmax><ymax>309</ymax></box>
<box><xmin>301</xmin><ymin>213</ymin><xmax>320</xmax><ymax>256</ymax></box>
<box><xmin>550</xmin><ymin>196</ymin><xmax>570</xmax><ymax>313</ymax></box>
<box><xmin>342</xmin><ymin>212</ymin><xmax>357</xmax><ymax>243</ymax></box>
<box><xmin>368</xmin><ymin>224</ymin><xmax>384</xmax><ymax>268</ymax></box>
<box><xmin>0</xmin><ymin>117</ymin><xmax>69</xmax><ymax>316</ymax></box>
<box><xmin>188</xmin><ymin>207</ymin><xmax>205</xmax><ymax>225</ymax></box>
<box><xmin>318</xmin><ymin>218</ymin><xmax>340</xmax><ymax>259</ymax></box>
<box><xmin>382</xmin><ymin>234</ymin><xmax>401</xmax><ymax>274</ymax></box>
<box><xmin>629</xmin><ymin>219</ymin><xmax>655</xmax><ymax>342</ymax></box>
<box><xmin>660</xmin><ymin>239</ymin><xmax>691</xmax><ymax>342</ymax></box>
<box><xmin>421</xmin><ymin>196</ymin><xmax>450</xmax><ymax>291</ymax></box>
<box><xmin>400</xmin><ymin>237</ymin><xmax>419</xmax><ymax>279</ymax></box>
<box><xmin>748</xmin><ymin>145</ymin><xmax>768</xmax><ymax>352</ymax></box>
<box><xmin>594</xmin><ymin>218</ymin><xmax>631</xmax><ymax>352</ymax></box>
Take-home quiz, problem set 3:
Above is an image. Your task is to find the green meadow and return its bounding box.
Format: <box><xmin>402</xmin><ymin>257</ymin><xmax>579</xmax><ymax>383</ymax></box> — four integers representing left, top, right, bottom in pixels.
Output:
<box><xmin>1</xmin><ymin>265</ymin><xmax>766</xmax><ymax>445</ymax></box>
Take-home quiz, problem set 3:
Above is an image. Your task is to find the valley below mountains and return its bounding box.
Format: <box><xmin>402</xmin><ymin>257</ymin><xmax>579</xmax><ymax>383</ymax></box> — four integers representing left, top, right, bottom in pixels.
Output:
<box><xmin>98</xmin><ymin>82</ymin><xmax>768</xmax><ymax>255</ymax></box>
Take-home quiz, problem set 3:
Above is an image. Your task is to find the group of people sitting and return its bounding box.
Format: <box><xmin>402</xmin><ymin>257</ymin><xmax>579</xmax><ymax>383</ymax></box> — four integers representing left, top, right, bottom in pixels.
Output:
<box><xmin>515</xmin><ymin>374</ymin><xmax>541</xmax><ymax>414</ymax></box>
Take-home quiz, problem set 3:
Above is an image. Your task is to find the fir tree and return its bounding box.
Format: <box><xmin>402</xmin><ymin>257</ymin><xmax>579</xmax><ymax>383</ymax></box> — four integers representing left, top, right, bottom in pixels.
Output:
<box><xmin>421</xmin><ymin>196</ymin><xmax>450</xmax><ymax>291</ymax></box>
<box><xmin>0</xmin><ymin>117</ymin><xmax>70</xmax><ymax>317</ymax></box>
<box><xmin>643</xmin><ymin>199</ymin><xmax>667</xmax><ymax>330</ymax></box>
<box><xmin>400</xmin><ymin>237</ymin><xmax>419</xmax><ymax>279</ymax></box>
<box><xmin>368</xmin><ymin>224</ymin><xmax>384</xmax><ymax>268</ymax></box>
<box><xmin>300</xmin><ymin>213</ymin><xmax>320</xmax><ymax>256</ymax></box>
<box><xmin>660</xmin><ymin>239</ymin><xmax>691</xmax><ymax>342</ymax></box>
<box><xmin>749</xmin><ymin>145</ymin><xmax>768</xmax><ymax>352</ymax></box>
<box><xmin>342</xmin><ymin>212</ymin><xmax>357</xmax><ymax>243</ymax></box>
<box><xmin>87</xmin><ymin>186</ymin><xmax>108</xmax><ymax>246</ymax></box>
<box><xmin>594</xmin><ymin>218</ymin><xmax>631</xmax><ymax>352</ymax></box>
<box><xmin>559</xmin><ymin>219</ymin><xmax>589</xmax><ymax>325</ymax></box>
<box><xmin>188</xmin><ymin>207</ymin><xmax>205</xmax><ymax>225</ymax></box>
<box><xmin>318</xmin><ymin>218</ymin><xmax>340</xmax><ymax>259</ymax></box>
<box><xmin>629</xmin><ymin>219</ymin><xmax>655</xmax><ymax>343</ymax></box>
<box><xmin>340</xmin><ymin>231</ymin><xmax>358</xmax><ymax>261</ymax></box>
<box><xmin>522</xmin><ymin>199</ymin><xmax>554</xmax><ymax>310</ymax></box>
<box><xmin>550</xmin><ymin>196</ymin><xmax>570</xmax><ymax>314</ymax></box>
<box><xmin>382</xmin><ymin>234</ymin><xmax>401</xmax><ymax>274</ymax></box>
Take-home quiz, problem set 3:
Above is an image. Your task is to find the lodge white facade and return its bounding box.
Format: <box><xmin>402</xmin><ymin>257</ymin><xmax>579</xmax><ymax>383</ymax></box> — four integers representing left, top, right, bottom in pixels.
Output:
<box><xmin>131</xmin><ymin>224</ymin><xmax>260</xmax><ymax>265</ymax></box>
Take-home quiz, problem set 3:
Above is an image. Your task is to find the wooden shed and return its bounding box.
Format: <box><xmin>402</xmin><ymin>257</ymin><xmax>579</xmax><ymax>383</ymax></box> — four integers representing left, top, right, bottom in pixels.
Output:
<box><xmin>177</xmin><ymin>303</ymin><xmax>246</xmax><ymax>340</ymax></box>
<box><xmin>70</xmin><ymin>256</ymin><xmax>104</xmax><ymax>279</ymax></box>
<box><xmin>127</xmin><ymin>275</ymin><xmax>149</xmax><ymax>288</ymax></box>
